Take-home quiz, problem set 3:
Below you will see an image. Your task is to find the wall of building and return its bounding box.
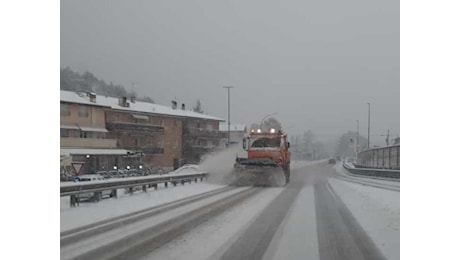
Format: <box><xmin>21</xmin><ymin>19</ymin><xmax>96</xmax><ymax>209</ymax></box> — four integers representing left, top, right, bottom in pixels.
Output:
<box><xmin>60</xmin><ymin>102</ymin><xmax>106</xmax><ymax>128</ymax></box>
<box><xmin>105</xmin><ymin>110</ymin><xmax>183</xmax><ymax>170</ymax></box>
<box><xmin>152</xmin><ymin>116</ymin><xmax>182</xmax><ymax>170</ymax></box>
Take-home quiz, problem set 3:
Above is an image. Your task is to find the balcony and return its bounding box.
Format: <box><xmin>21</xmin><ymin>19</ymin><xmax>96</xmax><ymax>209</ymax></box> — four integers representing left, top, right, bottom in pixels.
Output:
<box><xmin>60</xmin><ymin>137</ymin><xmax>117</xmax><ymax>149</ymax></box>
<box><xmin>123</xmin><ymin>147</ymin><xmax>164</xmax><ymax>155</ymax></box>
<box><xmin>106</xmin><ymin>122</ymin><xmax>164</xmax><ymax>134</ymax></box>
<box><xmin>142</xmin><ymin>147</ymin><xmax>165</xmax><ymax>154</ymax></box>
<box><xmin>185</xmin><ymin>128</ymin><xmax>224</xmax><ymax>139</ymax></box>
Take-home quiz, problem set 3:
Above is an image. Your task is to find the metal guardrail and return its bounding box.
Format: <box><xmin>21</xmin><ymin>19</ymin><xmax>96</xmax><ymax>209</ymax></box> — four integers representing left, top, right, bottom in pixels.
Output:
<box><xmin>61</xmin><ymin>172</ymin><xmax>208</xmax><ymax>207</ymax></box>
<box><xmin>342</xmin><ymin>162</ymin><xmax>399</xmax><ymax>179</ymax></box>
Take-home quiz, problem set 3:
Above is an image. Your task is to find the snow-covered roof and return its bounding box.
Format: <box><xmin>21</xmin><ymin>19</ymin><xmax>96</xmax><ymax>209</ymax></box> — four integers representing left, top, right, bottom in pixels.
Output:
<box><xmin>60</xmin><ymin>91</ymin><xmax>110</xmax><ymax>108</ymax></box>
<box><xmin>60</xmin><ymin>90</ymin><xmax>225</xmax><ymax>122</ymax></box>
<box><xmin>219</xmin><ymin>122</ymin><xmax>247</xmax><ymax>132</ymax></box>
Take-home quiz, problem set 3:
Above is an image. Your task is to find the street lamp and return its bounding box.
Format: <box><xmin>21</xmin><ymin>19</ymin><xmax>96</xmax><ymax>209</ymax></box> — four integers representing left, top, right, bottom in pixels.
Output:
<box><xmin>260</xmin><ymin>112</ymin><xmax>277</xmax><ymax>131</ymax></box>
<box><xmin>223</xmin><ymin>86</ymin><xmax>234</xmax><ymax>147</ymax></box>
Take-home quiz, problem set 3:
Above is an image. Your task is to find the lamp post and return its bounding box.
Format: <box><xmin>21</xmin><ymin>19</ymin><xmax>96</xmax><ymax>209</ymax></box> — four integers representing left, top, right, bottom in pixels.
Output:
<box><xmin>367</xmin><ymin>102</ymin><xmax>371</xmax><ymax>150</ymax></box>
<box><xmin>223</xmin><ymin>86</ymin><xmax>234</xmax><ymax>147</ymax></box>
<box><xmin>259</xmin><ymin>112</ymin><xmax>277</xmax><ymax>131</ymax></box>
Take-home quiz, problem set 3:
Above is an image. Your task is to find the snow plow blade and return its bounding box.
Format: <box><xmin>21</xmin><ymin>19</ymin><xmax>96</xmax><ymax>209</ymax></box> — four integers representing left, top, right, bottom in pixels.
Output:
<box><xmin>225</xmin><ymin>158</ymin><xmax>287</xmax><ymax>187</ymax></box>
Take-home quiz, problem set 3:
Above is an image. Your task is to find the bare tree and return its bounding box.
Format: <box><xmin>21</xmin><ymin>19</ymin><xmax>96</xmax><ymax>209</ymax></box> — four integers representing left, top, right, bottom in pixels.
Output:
<box><xmin>193</xmin><ymin>99</ymin><xmax>204</xmax><ymax>113</ymax></box>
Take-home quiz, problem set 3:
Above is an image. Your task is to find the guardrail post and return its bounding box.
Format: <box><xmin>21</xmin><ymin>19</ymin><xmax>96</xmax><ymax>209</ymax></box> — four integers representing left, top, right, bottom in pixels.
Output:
<box><xmin>165</xmin><ymin>182</ymin><xmax>168</xmax><ymax>188</ymax></box>
<box><xmin>70</xmin><ymin>195</ymin><xmax>79</xmax><ymax>207</ymax></box>
<box><xmin>181</xmin><ymin>180</ymin><xmax>184</xmax><ymax>185</ymax></box>
<box><xmin>129</xmin><ymin>187</ymin><xmax>133</xmax><ymax>195</ymax></box>
<box><xmin>142</xmin><ymin>185</ymin><xmax>147</xmax><ymax>192</ymax></box>
<box><xmin>111</xmin><ymin>189</ymin><xmax>117</xmax><ymax>198</ymax></box>
<box><xmin>195</xmin><ymin>178</ymin><xmax>197</xmax><ymax>183</ymax></box>
<box><xmin>173</xmin><ymin>181</ymin><xmax>177</xmax><ymax>186</ymax></box>
<box><xmin>93</xmin><ymin>192</ymin><xmax>101</xmax><ymax>202</ymax></box>
<box><xmin>153</xmin><ymin>183</ymin><xmax>158</xmax><ymax>189</ymax></box>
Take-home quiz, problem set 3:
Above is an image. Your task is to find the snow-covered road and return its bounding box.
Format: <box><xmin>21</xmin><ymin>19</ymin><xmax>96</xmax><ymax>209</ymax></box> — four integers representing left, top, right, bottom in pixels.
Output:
<box><xmin>61</xmin><ymin>161</ymin><xmax>399</xmax><ymax>260</ymax></box>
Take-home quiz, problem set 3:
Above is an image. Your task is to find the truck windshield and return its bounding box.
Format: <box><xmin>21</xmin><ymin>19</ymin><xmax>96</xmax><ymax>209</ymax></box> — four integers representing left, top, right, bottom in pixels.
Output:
<box><xmin>251</xmin><ymin>136</ymin><xmax>281</xmax><ymax>148</ymax></box>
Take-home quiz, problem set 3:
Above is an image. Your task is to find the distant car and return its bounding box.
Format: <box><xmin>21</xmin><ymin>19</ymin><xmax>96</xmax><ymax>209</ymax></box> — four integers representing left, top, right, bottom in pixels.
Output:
<box><xmin>328</xmin><ymin>159</ymin><xmax>336</xmax><ymax>164</ymax></box>
<box><xmin>127</xmin><ymin>169</ymin><xmax>144</xmax><ymax>177</ymax></box>
<box><xmin>170</xmin><ymin>164</ymin><xmax>201</xmax><ymax>174</ymax></box>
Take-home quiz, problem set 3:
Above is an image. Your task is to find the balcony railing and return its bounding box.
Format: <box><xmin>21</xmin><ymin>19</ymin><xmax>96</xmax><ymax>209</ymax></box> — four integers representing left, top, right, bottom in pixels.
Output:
<box><xmin>106</xmin><ymin>122</ymin><xmax>164</xmax><ymax>133</ymax></box>
<box><xmin>123</xmin><ymin>147</ymin><xmax>164</xmax><ymax>155</ymax></box>
<box><xmin>142</xmin><ymin>147</ymin><xmax>165</xmax><ymax>154</ymax></box>
<box><xmin>60</xmin><ymin>137</ymin><xmax>117</xmax><ymax>148</ymax></box>
<box><xmin>185</xmin><ymin>128</ymin><xmax>224</xmax><ymax>138</ymax></box>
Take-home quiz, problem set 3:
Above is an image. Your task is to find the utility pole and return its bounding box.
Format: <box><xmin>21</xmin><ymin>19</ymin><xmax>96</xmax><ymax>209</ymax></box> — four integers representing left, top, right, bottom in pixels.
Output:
<box><xmin>356</xmin><ymin>120</ymin><xmax>360</xmax><ymax>160</ymax></box>
<box><xmin>367</xmin><ymin>102</ymin><xmax>371</xmax><ymax>149</ymax></box>
<box><xmin>386</xmin><ymin>129</ymin><xmax>390</xmax><ymax>146</ymax></box>
<box><xmin>223</xmin><ymin>86</ymin><xmax>234</xmax><ymax>147</ymax></box>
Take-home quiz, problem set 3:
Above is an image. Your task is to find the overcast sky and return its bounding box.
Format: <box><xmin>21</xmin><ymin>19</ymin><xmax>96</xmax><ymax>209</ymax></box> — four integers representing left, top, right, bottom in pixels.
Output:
<box><xmin>61</xmin><ymin>0</ymin><xmax>399</xmax><ymax>145</ymax></box>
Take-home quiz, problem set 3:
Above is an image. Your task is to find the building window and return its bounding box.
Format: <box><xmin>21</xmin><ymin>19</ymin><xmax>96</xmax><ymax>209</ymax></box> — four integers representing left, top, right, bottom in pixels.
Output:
<box><xmin>80</xmin><ymin>131</ymin><xmax>87</xmax><ymax>138</ymax></box>
<box><xmin>60</xmin><ymin>129</ymin><xmax>69</xmax><ymax>137</ymax></box>
<box><xmin>60</xmin><ymin>103</ymin><xmax>70</xmax><ymax>116</ymax></box>
<box><xmin>172</xmin><ymin>140</ymin><xmax>178</xmax><ymax>149</ymax></box>
<box><xmin>78</xmin><ymin>106</ymin><xmax>89</xmax><ymax>117</ymax></box>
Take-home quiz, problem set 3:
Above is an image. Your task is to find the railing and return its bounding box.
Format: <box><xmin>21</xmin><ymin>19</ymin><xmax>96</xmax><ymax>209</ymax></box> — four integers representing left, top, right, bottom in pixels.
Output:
<box><xmin>357</xmin><ymin>145</ymin><xmax>400</xmax><ymax>170</ymax></box>
<box><xmin>342</xmin><ymin>162</ymin><xmax>399</xmax><ymax>179</ymax></box>
<box><xmin>142</xmin><ymin>147</ymin><xmax>165</xmax><ymax>154</ymax></box>
<box><xmin>61</xmin><ymin>172</ymin><xmax>208</xmax><ymax>207</ymax></box>
<box><xmin>106</xmin><ymin>122</ymin><xmax>164</xmax><ymax>133</ymax></box>
<box><xmin>185</xmin><ymin>128</ymin><xmax>224</xmax><ymax>138</ymax></box>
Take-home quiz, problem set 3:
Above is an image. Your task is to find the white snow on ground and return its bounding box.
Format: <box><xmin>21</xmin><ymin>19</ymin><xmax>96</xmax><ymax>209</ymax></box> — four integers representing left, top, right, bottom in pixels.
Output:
<box><xmin>61</xmin><ymin>188</ymin><xmax>250</xmax><ymax>260</ymax></box>
<box><xmin>263</xmin><ymin>185</ymin><xmax>319</xmax><ymax>260</ymax></box>
<box><xmin>139</xmin><ymin>188</ymin><xmax>284</xmax><ymax>260</ymax></box>
<box><xmin>328</xmin><ymin>178</ymin><xmax>400</xmax><ymax>260</ymax></box>
<box><xmin>60</xmin><ymin>182</ymin><xmax>225</xmax><ymax>232</ymax></box>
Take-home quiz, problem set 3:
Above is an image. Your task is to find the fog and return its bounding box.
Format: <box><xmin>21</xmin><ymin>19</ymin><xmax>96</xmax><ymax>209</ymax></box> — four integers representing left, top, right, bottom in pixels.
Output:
<box><xmin>61</xmin><ymin>0</ymin><xmax>399</xmax><ymax>145</ymax></box>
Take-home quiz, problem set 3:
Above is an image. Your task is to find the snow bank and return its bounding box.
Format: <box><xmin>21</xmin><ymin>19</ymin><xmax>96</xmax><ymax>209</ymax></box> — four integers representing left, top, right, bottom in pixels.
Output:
<box><xmin>329</xmin><ymin>178</ymin><xmax>400</xmax><ymax>260</ymax></box>
<box><xmin>60</xmin><ymin>182</ymin><xmax>225</xmax><ymax>232</ymax></box>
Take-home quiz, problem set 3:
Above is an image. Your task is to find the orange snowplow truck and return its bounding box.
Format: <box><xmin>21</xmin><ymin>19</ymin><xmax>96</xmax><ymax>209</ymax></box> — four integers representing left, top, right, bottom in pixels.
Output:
<box><xmin>235</xmin><ymin>128</ymin><xmax>291</xmax><ymax>184</ymax></box>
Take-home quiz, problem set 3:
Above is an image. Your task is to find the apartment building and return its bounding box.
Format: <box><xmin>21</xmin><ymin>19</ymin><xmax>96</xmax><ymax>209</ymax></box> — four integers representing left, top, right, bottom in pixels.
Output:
<box><xmin>60</xmin><ymin>90</ymin><xmax>224</xmax><ymax>173</ymax></box>
<box><xmin>60</xmin><ymin>91</ymin><xmax>133</xmax><ymax>174</ymax></box>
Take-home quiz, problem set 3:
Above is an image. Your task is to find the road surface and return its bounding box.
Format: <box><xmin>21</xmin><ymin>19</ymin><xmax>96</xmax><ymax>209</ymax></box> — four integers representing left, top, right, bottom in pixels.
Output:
<box><xmin>61</xmin><ymin>161</ymin><xmax>399</xmax><ymax>260</ymax></box>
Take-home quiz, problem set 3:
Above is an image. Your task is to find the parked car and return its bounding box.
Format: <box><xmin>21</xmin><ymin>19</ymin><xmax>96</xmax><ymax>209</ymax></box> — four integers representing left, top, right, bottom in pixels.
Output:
<box><xmin>73</xmin><ymin>174</ymin><xmax>105</xmax><ymax>182</ymax></box>
<box><xmin>170</xmin><ymin>164</ymin><xmax>201</xmax><ymax>174</ymax></box>
<box><xmin>127</xmin><ymin>169</ymin><xmax>143</xmax><ymax>177</ymax></box>
<box><xmin>96</xmin><ymin>171</ymin><xmax>111</xmax><ymax>179</ymax></box>
<box><xmin>328</xmin><ymin>158</ymin><xmax>336</xmax><ymax>165</ymax></box>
